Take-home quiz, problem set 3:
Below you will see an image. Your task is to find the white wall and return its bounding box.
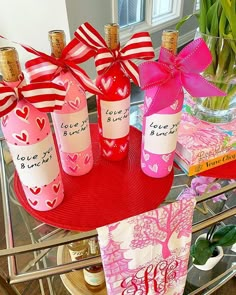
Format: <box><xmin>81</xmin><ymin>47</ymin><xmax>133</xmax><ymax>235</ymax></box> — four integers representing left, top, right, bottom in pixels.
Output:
<box><xmin>0</xmin><ymin>0</ymin><xmax>70</xmax><ymax>68</ymax></box>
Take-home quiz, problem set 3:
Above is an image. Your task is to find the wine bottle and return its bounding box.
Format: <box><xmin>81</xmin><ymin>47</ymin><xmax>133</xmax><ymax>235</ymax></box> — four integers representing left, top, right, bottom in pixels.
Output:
<box><xmin>141</xmin><ymin>30</ymin><xmax>183</xmax><ymax>178</ymax></box>
<box><xmin>67</xmin><ymin>233</ymin><xmax>88</xmax><ymax>261</ymax></box>
<box><xmin>48</xmin><ymin>30</ymin><xmax>93</xmax><ymax>176</ymax></box>
<box><xmin>96</xmin><ymin>23</ymin><xmax>131</xmax><ymax>161</ymax></box>
<box><xmin>83</xmin><ymin>237</ymin><xmax>105</xmax><ymax>291</ymax></box>
<box><xmin>0</xmin><ymin>47</ymin><xmax>64</xmax><ymax>211</ymax></box>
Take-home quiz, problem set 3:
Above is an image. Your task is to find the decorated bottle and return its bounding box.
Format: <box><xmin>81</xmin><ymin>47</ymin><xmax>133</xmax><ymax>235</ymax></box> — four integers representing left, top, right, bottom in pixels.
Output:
<box><xmin>83</xmin><ymin>237</ymin><xmax>105</xmax><ymax>291</ymax></box>
<box><xmin>0</xmin><ymin>47</ymin><xmax>64</xmax><ymax>211</ymax></box>
<box><xmin>96</xmin><ymin>24</ymin><xmax>131</xmax><ymax>161</ymax></box>
<box><xmin>48</xmin><ymin>30</ymin><xmax>93</xmax><ymax>176</ymax></box>
<box><xmin>140</xmin><ymin>30</ymin><xmax>183</xmax><ymax>178</ymax></box>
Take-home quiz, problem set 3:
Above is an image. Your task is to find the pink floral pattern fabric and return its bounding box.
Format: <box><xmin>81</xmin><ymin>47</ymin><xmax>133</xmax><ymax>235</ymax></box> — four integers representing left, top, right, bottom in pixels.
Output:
<box><xmin>97</xmin><ymin>199</ymin><xmax>196</xmax><ymax>295</ymax></box>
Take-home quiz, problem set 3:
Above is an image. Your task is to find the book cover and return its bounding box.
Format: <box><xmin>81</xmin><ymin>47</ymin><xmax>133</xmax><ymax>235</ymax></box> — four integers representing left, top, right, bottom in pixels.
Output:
<box><xmin>176</xmin><ymin>112</ymin><xmax>236</xmax><ymax>165</ymax></box>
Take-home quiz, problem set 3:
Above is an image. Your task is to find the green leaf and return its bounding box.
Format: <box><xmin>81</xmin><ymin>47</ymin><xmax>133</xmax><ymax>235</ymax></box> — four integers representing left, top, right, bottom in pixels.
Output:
<box><xmin>191</xmin><ymin>238</ymin><xmax>213</xmax><ymax>265</ymax></box>
<box><xmin>207</xmin><ymin>0</ymin><xmax>220</xmax><ymax>35</ymax></box>
<box><xmin>199</xmin><ymin>0</ymin><xmax>208</xmax><ymax>34</ymax></box>
<box><xmin>221</xmin><ymin>0</ymin><xmax>236</xmax><ymax>39</ymax></box>
<box><xmin>212</xmin><ymin>225</ymin><xmax>236</xmax><ymax>247</ymax></box>
<box><xmin>175</xmin><ymin>14</ymin><xmax>196</xmax><ymax>31</ymax></box>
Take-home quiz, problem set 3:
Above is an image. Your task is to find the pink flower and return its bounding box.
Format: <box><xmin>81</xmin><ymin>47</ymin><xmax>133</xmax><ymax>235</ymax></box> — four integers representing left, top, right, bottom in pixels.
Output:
<box><xmin>177</xmin><ymin>176</ymin><xmax>227</xmax><ymax>203</ymax></box>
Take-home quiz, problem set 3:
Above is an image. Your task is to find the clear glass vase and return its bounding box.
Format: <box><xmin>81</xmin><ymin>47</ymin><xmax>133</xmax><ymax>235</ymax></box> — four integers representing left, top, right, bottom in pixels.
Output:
<box><xmin>193</xmin><ymin>31</ymin><xmax>236</xmax><ymax>124</ymax></box>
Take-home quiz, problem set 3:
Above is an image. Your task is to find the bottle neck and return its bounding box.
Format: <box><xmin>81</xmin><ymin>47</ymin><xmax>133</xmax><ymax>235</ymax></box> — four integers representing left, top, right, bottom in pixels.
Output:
<box><xmin>48</xmin><ymin>30</ymin><xmax>66</xmax><ymax>58</ymax></box>
<box><xmin>161</xmin><ymin>30</ymin><xmax>178</xmax><ymax>55</ymax></box>
<box><xmin>104</xmin><ymin>23</ymin><xmax>120</xmax><ymax>50</ymax></box>
<box><xmin>0</xmin><ymin>47</ymin><xmax>21</xmax><ymax>82</ymax></box>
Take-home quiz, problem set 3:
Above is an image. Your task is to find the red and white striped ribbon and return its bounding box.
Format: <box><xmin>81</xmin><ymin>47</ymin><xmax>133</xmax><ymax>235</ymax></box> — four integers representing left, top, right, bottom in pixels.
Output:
<box><xmin>0</xmin><ymin>35</ymin><xmax>100</xmax><ymax>95</ymax></box>
<box><xmin>0</xmin><ymin>75</ymin><xmax>66</xmax><ymax>117</ymax></box>
<box><xmin>74</xmin><ymin>22</ymin><xmax>155</xmax><ymax>85</ymax></box>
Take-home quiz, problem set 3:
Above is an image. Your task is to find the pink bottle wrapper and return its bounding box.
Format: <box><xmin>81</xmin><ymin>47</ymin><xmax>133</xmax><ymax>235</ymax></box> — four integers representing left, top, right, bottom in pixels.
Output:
<box><xmin>1</xmin><ymin>81</ymin><xmax>64</xmax><ymax>211</ymax></box>
<box><xmin>52</xmin><ymin>72</ymin><xmax>93</xmax><ymax>176</ymax></box>
<box><xmin>141</xmin><ymin>87</ymin><xmax>183</xmax><ymax>178</ymax></box>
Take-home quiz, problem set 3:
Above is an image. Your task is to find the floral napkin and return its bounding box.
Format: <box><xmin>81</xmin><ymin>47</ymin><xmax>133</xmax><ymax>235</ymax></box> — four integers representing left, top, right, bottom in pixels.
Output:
<box><xmin>97</xmin><ymin>199</ymin><xmax>196</xmax><ymax>295</ymax></box>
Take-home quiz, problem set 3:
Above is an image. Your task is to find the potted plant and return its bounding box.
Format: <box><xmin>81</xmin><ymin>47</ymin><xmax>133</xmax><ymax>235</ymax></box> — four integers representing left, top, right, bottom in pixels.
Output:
<box><xmin>177</xmin><ymin>0</ymin><xmax>236</xmax><ymax>123</ymax></box>
<box><xmin>191</xmin><ymin>224</ymin><xmax>236</xmax><ymax>271</ymax></box>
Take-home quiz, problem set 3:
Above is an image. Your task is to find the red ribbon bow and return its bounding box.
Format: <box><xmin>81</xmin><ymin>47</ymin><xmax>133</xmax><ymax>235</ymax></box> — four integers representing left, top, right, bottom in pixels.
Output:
<box><xmin>139</xmin><ymin>38</ymin><xmax>226</xmax><ymax>116</ymax></box>
<box><xmin>75</xmin><ymin>22</ymin><xmax>155</xmax><ymax>85</ymax></box>
<box><xmin>0</xmin><ymin>74</ymin><xmax>66</xmax><ymax>117</ymax></box>
<box><xmin>15</xmin><ymin>37</ymin><xmax>101</xmax><ymax>95</ymax></box>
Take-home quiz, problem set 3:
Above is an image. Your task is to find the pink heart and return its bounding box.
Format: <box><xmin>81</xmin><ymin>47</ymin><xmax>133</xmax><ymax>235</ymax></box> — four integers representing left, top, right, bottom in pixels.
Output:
<box><xmin>68</xmin><ymin>154</ymin><xmax>78</xmax><ymax>162</ymax></box>
<box><xmin>68</xmin><ymin>97</ymin><xmax>81</xmax><ymax>110</ymax></box>
<box><xmin>69</xmin><ymin>166</ymin><xmax>78</xmax><ymax>172</ymax></box>
<box><xmin>101</xmin><ymin>77</ymin><xmax>112</xmax><ymax>90</ymax></box>
<box><xmin>84</xmin><ymin>155</ymin><xmax>91</xmax><ymax>165</ymax></box>
<box><xmin>2</xmin><ymin>115</ymin><xmax>8</xmax><ymax>127</ymax></box>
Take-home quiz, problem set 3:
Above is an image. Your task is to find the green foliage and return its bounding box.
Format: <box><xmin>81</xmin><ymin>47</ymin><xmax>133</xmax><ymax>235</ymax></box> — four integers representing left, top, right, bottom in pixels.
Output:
<box><xmin>176</xmin><ymin>0</ymin><xmax>236</xmax><ymax>111</ymax></box>
<box><xmin>191</xmin><ymin>224</ymin><xmax>236</xmax><ymax>265</ymax></box>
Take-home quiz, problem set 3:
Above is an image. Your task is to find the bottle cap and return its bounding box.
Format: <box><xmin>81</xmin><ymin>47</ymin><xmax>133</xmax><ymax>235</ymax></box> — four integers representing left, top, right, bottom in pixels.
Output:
<box><xmin>104</xmin><ymin>23</ymin><xmax>119</xmax><ymax>50</ymax></box>
<box><xmin>161</xmin><ymin>30</ymin><xmax>179</xmax><ymax>54</ymax></box>
<box><xmin>0</xmin><ymin>47</ymin><xmax>21</xmax><ymax>82</ymax></box>
<box><xmin>48</xmin><ymin>30</ymin><xmax>66</xmax><ymax>58</ymax></box>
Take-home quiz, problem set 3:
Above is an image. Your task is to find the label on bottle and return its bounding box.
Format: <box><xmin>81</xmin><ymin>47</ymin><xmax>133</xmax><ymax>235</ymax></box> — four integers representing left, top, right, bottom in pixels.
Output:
<box><xmin>69</xmin><ymin>249</ymin><xmax>86</xmax><ymax>262</ymax></box>
<box><xmin>8</xmin><ymin>134</ymin><xmax>59</xmax><ymax>187</ymax></box>
<box><xmin>83</xmin><ymin>268</ymin><xmax>105</xmax><ymax>286</ymax></box>
<box><xmin>100</xmin><ymin>97</ymin><xmax>130</xmax><ymax>139</ymax></box>
<box><xmin>52</xmin><ymin>108</ymin><xmax>91</xmax><ymax>152</ymax></box>
<box><xmin>144</xmin><ymin>112</ymin><xmax>181</xmax><ymax>154</ymax></box>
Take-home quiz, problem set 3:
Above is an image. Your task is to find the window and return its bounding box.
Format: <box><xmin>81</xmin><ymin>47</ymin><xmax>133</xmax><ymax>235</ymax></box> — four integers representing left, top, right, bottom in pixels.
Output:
<box><xmin>118</xmin><ymin>0</ymin><xmax>145</xmax><ymax>28</ymax></box>
<box><xmin>194</xmin><ymin>0</ymin><xmax>200</xmax><ymax>11</ymax></box>
<box><xmin>117</xmin><ymin>0</ymin><xmax>184</xmax><ymax>34</ymax></box>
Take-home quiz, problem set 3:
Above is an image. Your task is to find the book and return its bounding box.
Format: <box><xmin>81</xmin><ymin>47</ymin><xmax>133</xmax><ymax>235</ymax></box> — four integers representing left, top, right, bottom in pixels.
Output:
<box><xmin>175</xmin><ymin>111</ymin><xmax>236</xmax><ymax>175</ymax></box>
<box><xmin>175</xmin><ymin>149</ymin><xmax>236</xmax><ymax>175</ymax></box>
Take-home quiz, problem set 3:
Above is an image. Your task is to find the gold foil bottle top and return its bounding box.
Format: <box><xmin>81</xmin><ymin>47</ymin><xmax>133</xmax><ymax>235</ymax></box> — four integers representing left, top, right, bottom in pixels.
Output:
<box><xmin>104</xmin><ymin>23</ymin><xmax>119</xmax><ymax>50</ymax></box>
<box><xmin>48</xmin><ymin>30</ymin><xmax>66</xmax><ymax>58</ymax></box>
<box><xmin>0</xmin><ymin>47</ymin><xmax>21</xmax><ymax>82</ymax></box>
<box><xmin>161</xmin><ymin>30</ymin><xmax>179</xmax><ymax>55</ymax></box>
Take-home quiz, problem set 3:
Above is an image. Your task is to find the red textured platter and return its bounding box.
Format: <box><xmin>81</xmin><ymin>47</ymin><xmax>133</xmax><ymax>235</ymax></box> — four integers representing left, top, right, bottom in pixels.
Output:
<box><xmin>14</xmin><ymin>124</ymin><xmax>174</xmax><ymax>231</ymax></box>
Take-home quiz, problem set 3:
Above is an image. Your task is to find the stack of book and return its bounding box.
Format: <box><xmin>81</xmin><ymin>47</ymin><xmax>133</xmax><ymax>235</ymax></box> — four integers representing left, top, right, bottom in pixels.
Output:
<box><xmin>175</xmin><ymin>111</ymin><xmax>236</xmax><ymax>175</ymax></box>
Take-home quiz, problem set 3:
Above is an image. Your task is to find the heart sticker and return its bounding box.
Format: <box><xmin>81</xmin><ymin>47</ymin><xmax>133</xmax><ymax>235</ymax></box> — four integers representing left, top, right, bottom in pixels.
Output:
<box><xmin>36</xmin><ymin>117</ymin><xmax>45</xmax><ymax>131</ymax></box>
<box><xmin>28</xmin><ymin>199</ymin><xmax>38</xmax><ymax>206</ymax></box>
<box><xmin>2</xmin><ymin>115</ymin><xmax>8</xmax><ymax>127</ymax></box>
<box><xmin>53</xmin><ymin>183</ymin><xmax>60</xmax><ymax>193</ymax></box>
<box><xmin>30</xmin><ymin>187</ymin><xmax>41</xmax><ymax>195</ymax></box>
<box><xmin>13</xmin><ymin>130</ymin><xmax>29</xmax><ymax>143</ymax></box>
<box><xmin>68</xmin><ymin>97</ymin><xmax>81</xmax><ymax>110</ymax></box>
<box><xmin>101</xmin><ymin>77</ymin><xmax>112</xmax><ymax>90</ymax></box>
<box><xmin>15</xmin><ymin>105</ymin><xmax>30</xmax><ymax>121</ymax></box>
<box><xmin>46</xmin><ymin>198</ymin><xmax>57</xmax><ymax>208</ymax></box>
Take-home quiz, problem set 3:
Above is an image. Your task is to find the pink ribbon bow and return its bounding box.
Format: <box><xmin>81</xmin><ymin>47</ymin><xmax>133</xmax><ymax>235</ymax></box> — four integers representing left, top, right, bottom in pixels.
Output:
<box><xmin>74</xmin><ymin>22</ymin><xmax>155</xmax><ymax>85</ymax></box>
<box><xmin>139</xmin><ymin>38</ymin><xmax>226</xmax><ymax>116</ymax></box>
<box><xmin>5</xmin><ymin>37</ymin><xmax>101</xmax><ymax>95</ymax></box>
<box><xmin>0</xmin><ymin>74</ymin><xmax>66</xmax><ymax>117</ymax></box>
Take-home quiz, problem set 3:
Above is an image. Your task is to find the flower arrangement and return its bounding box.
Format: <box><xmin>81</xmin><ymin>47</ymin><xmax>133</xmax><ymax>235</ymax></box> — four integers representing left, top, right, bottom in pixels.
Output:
<box><xmin>177</xmin><ymin>0</ymin><xmax>236</xmax><ymax>115</ymax></box>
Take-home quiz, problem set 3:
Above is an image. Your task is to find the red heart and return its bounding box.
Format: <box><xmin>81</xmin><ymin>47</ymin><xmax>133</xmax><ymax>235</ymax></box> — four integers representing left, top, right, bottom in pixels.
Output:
<box><xmin>53</xmin><ymin>183</ymin><xmax>60</xmax><ymax>193</ymax></box>
<box><xmin>2</xmin><ymin>115</ymin><xmax>8</xmax><ymax>127</ymax></box>
<box><xmin>15</xmin><ymin>106</ymin><xmax>29</xmax><ymax>120</ymax></box>
<box><xmin>84</xmin><ymin>155</ymin><xmax>91</xmax><ymax>165</ymax></box>
<box><xmin>28</xmin><ymin>199</ymin><xmax>38</xmax><ymax>206</ymax></box>
<box><xmin>68</xmin><ymin>154</ymin><xmax>78</xmax><ymax>162</ymax></box>
<box><xmin>30</xmin><ymin>187</ymin><xmax>41</xmax><ymax>195</ymax></box>
<box><xmin>36</xmin><ymin>117</ymin><xmax>45</xmax><ymax>131</ymax></box>
<box><xmin>13</xmin><ymin>131</ymin><xmax>28</xmax><ymax>143</ymax></box>
<box><xmin>46</xmin><ymin>199</ymin><xmax>57</xmax><ymax>208</ymax></box>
